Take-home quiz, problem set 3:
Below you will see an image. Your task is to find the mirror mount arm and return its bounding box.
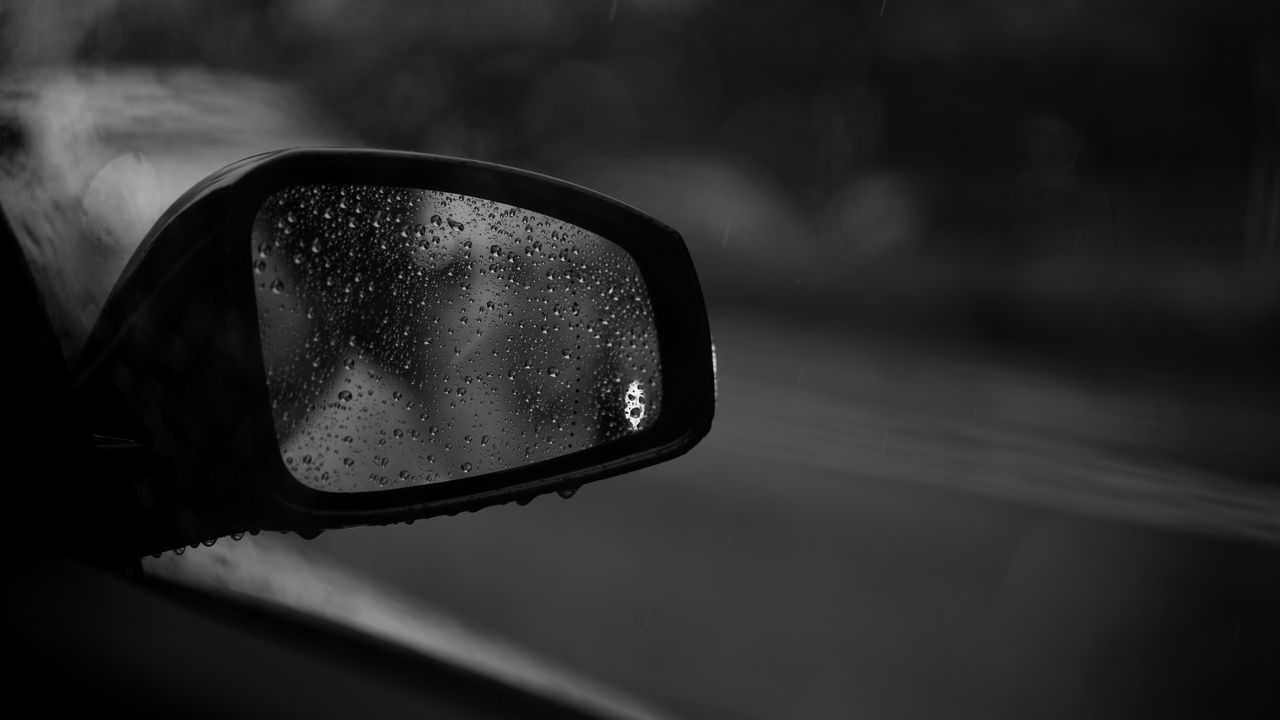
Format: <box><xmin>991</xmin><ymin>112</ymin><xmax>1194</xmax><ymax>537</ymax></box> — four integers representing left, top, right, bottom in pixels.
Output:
<box><xmin>90</xmin><ymin>439</ymin><xmax>246</xmax><ymax>558</ymax></box>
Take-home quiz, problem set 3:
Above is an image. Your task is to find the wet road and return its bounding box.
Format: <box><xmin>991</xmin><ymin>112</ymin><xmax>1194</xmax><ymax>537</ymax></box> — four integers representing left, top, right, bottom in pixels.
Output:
<box><xmin>314</xmin><ymin>312</ymin><xmax>1280</xmax><ymax>719</ymax></box>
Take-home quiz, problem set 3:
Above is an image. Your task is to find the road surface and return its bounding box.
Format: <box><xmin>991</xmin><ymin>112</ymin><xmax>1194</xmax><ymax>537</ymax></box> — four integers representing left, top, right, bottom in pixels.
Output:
<box><xmin>312</xmin><ymin>311</ymin><xmax>1280</xmax><ymax>719</ymax></box>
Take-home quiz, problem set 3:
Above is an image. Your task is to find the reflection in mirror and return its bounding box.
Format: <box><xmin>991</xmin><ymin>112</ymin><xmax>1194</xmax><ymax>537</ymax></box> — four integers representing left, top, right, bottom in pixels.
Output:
<box><xmin>252</xmin><ymin>185</ymin><xmax>662</xmax><ymax>492</ymax></box>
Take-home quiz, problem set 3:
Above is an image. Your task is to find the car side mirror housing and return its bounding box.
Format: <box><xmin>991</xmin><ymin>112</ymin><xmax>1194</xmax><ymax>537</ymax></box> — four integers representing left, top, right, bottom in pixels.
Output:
<box><xmin>75</xmin><ymin>149</ymin><xmax>715</xmax><ymax>557</ymax></box>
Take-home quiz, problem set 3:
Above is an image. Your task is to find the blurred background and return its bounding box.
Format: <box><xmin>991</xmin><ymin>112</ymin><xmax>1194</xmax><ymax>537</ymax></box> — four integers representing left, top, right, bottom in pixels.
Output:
<box><xmin>3</xmin><ymin>1</ymin><xmax>1278</xmax><ymax>718</ymax></box>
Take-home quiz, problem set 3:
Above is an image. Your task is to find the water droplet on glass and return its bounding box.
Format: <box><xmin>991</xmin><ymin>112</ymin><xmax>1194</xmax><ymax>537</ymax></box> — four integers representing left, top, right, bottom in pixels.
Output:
<box><xmin>254</xmin><ymin>183</ymin><xmax>662</xmax><ymax>491</ymax></box>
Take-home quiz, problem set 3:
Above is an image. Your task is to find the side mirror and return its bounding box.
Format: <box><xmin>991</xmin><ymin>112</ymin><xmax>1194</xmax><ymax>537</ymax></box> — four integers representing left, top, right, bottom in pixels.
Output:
<box><xmin>75</xmin><ymin>149</ymin><xmax>715</xmax><ymax>557</ymax></box>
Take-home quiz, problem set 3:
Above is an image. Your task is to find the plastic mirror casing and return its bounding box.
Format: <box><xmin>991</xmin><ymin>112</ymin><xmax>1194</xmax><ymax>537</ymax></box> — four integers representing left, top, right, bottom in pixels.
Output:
<box><xmin>75</xmin><ymin>149</ymin><xmax>715</xmax><ymax>555</ymax></box>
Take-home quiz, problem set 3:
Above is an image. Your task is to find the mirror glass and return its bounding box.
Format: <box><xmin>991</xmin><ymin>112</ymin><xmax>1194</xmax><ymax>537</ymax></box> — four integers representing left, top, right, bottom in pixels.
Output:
<box><xmin>251</xmin><ymin>184</ymin><xmax>662</xmax><ymax>492</ymax></box>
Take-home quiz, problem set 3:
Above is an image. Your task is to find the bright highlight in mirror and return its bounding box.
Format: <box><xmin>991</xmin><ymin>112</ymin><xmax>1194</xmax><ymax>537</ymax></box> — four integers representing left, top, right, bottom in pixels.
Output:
<box><xmin>624</xmin><ymin>380</ymin><xmax>646</xmax><ymax>430</ymax></box>
<box><xmin>252</xmin><ymin>184</ymin><xmax>662</xmax><ymax>492</ymax></box>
